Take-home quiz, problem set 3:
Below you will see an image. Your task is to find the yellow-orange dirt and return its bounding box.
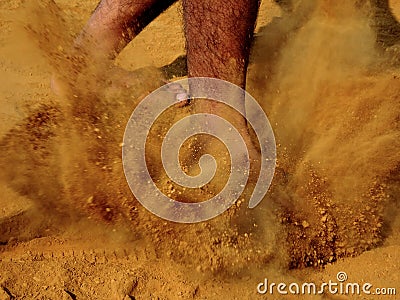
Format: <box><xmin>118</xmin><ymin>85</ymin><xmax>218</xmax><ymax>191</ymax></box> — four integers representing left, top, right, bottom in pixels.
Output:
<box><xmin>0</xmin><ymin>0</ymin><xmax>399</xmax><ymax>299</ymax></box>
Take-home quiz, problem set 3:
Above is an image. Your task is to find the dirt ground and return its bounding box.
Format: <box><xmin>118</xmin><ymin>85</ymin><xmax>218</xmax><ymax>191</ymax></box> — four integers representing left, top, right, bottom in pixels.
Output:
<box><xmin>0</xmin><ymin>0</ymin><xmax>400</xmax><ymax>299</ymax></box>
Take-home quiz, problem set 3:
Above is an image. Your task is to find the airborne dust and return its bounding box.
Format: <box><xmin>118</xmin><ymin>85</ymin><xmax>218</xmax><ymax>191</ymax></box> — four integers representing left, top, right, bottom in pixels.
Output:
<box><xmin>0</xmin><ymin>0</ymin><xmax>399</xmax><ymax>299</ymax></box>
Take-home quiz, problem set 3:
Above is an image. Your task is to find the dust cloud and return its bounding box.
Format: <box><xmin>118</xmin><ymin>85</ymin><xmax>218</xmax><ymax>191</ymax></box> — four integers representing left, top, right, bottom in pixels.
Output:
<box><xmin>0</xmin><ymin>0</ymin><xmax>399</xmax><ymax>298</ymax></box>
<box><xmin>250</xmin><ymin>0</ymin><xmax>400</xmax><ymax>267</ymax></box>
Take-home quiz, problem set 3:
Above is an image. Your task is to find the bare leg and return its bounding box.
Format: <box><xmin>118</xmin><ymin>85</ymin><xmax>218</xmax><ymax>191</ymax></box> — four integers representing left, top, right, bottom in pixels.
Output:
<box><xmin>182</xmin><ymin>0</ymin><xmax>261</xmax><ymax>223</ymax></box>
<box><xmin>182</xmin><ymin>0</ymin><xmax>260</xmax><ymax>151</ymax></box>
<box><xmin>371</xmin><ymin>0</ymin><xmax>400</xmax><ymax>47</ymax></box>
<box><xmin>77</xmin><ymin>0</ymin><xmax>177</xmax><ymax>61</ymax></box>
<box><xmin>52</xmin><ymin>0</ymin><xmax>177</xmax><ymax>95</ymax></box>
<box><xmin>183</xmin><ymin>0</ymin><xmax>259</xmax><ymax>88</ymax></box>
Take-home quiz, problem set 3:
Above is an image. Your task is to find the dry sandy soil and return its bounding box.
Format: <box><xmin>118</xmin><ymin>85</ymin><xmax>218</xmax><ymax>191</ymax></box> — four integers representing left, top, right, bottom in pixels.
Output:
<box><xmin>0</xmin><ymin>0</ymin><xmax>400</xmax><ymax>299</ymax></box>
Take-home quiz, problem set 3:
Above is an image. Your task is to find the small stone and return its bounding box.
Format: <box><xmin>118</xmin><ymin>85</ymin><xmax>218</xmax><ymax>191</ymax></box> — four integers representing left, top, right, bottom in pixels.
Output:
<box><xmin>86</xmin><ymin>196</ymin><xmax>93</xmax><ymax>204</ymax></box>
<box><xmin>302</xmin><ymin>220</ymin><xmax>310</xmax><ymax>228</ymax></box>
